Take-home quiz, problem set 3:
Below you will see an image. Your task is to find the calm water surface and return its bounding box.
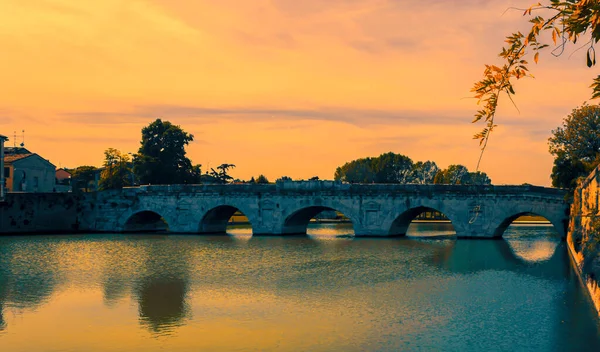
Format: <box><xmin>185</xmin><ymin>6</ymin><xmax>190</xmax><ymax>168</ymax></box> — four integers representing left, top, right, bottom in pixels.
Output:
<box><xmin>0</xmin><ymin>223</ymin><xmax>599</xmax><ymax>351</ymax></box>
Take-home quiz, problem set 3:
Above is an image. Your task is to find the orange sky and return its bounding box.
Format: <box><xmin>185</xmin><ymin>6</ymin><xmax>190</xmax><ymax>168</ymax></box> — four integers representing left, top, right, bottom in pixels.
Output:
<box><xmin>0</xmin><ymin>0</ymin><xmax>596</xmax><ymax>186</ymax></box>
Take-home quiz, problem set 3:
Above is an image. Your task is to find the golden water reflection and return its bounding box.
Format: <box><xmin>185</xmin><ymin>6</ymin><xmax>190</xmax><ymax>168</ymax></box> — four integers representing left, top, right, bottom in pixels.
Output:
<box><xmin>0</xmin><ymin>226</ymin><xmax>598</xmax><ymax>351</ymax></box>
<box><xmin>504</xmin><ymin>223</ymin><xmax>561</xmax><ymax>263</ymax></box>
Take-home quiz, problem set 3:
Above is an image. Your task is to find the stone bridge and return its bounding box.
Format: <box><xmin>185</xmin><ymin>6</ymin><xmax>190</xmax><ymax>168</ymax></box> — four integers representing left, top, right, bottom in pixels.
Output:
<box><xmin>84</xmin><ymin>181</ymin><xmax>570</xmax><ymax>238</ymax></box>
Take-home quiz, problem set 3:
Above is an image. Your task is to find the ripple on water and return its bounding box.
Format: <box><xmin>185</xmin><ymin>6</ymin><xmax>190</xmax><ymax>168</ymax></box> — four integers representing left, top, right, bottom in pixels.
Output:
<box><xmin>0</xmin><ymin>227</ymin><xmax>598</xmax><ymax>351</ymax></box>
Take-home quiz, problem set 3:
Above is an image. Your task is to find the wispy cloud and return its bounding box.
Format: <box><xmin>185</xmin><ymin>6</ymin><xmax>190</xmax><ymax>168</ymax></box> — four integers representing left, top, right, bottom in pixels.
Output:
<box><xmin>61</xmin><ymin>105</ymin><xmax>472</xmax><ymax>127</ymax></box>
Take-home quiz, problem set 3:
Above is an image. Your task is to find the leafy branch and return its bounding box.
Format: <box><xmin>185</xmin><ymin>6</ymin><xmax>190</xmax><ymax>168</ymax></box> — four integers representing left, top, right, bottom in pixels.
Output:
<box><xmin>472</xmin><ymin>1</ymin><xmax>600</xmax><ymax>168</ymax></box>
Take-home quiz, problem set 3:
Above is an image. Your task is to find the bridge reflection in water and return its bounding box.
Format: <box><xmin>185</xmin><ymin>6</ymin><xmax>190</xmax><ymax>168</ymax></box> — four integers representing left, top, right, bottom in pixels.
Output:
<box><xmin>0</xmin><ymin>225</ymin><xmax>599</xmax><ymax>351</ymax></box>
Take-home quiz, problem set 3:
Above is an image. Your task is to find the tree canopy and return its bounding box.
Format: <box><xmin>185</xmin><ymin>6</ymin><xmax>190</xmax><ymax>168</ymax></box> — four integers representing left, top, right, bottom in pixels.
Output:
<box><xmin>99</xmin><ymin>148</ymin><xmax>132</xmax><ymax>190</ymax></box>
<box><xmin>70</xmin><ymin>165</ymin><xmax>98</xmax><ymax>192</ymax></box>
<box><xmin>134</xmin><ymin>119</ymin><xmax>195</xmax><ymax>185</ymax></box>
<box><xmin>334</xmin><ymin>152</ymin><xmax>414</xmax><ymax>183</ymax></box>
<box><xmin>473</xmin><ymin>1</ymin><xmax>600</xmax><ymax>166</ymax></box>
<box><xmin>334</xmin><ymin>152</ymin><xmax>491</xmax><ymax>185</ymax></box>
<box><xmin>255</xmin><ymin>174</ymin><xmax>269</xmax><ymax>184</ymax></box>
<box><xmin>207</xmin><ymin>164</ymin><xmax>236</xmax><ymax>184</ymax></box>
<box><xmin>549</xmin><ymin>104</ymin><xmax>600</xmax><ymax>188</ymax></box>
<box><xmin>433</xmin><ymin>165</ymin><xmax>492</xmax><ymax>185</ymax></box>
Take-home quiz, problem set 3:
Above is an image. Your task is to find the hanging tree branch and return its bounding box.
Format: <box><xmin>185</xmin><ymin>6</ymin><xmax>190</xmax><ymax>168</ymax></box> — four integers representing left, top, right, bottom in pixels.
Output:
<box><xmin>472</xmin><ymin>1</ymin><xmax>600</xmax><ymax>169</ymax></box>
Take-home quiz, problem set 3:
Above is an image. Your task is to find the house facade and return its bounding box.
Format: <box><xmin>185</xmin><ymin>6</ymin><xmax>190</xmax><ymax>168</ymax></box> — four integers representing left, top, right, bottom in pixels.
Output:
<box><xmin>4</xmin><ymin>147</ymin><xmax>56</xmax><ymax>192</ymax></box>
<box><xmin>55</xmin><ymin>168</ymin><xmax>72</xmax><ymax>192</ymax></box>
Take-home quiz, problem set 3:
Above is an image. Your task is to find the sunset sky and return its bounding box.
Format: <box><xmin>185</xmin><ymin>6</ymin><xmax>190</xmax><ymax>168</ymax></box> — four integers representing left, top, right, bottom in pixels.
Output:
<box><xmin>0</xmin><ymin>0</ymin><xmax>596</xmax><ymax>186</ymax></box>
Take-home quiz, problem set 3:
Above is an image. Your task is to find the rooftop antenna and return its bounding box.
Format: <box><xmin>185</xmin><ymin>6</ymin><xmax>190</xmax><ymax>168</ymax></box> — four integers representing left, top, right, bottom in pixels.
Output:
<box><xmin>13</xmin><ymin>131</ymin><xmax>16</xmax><ymax>147</ymax></box>
<box><xmin>20</xmin><ymin>130</ymin><xmax>25</xmax><ymax>147</ymax></box>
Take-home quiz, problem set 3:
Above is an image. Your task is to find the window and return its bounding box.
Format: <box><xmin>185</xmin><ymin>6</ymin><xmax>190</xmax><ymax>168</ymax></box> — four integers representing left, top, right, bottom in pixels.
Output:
<box><xmin>3</xmin><ymin>167</ymin><xmax>9</xmax><ymax>178</ymax></box>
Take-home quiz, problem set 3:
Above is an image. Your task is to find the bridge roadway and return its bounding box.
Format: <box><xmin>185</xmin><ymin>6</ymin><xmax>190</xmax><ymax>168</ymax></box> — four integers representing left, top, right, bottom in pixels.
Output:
<box><xmin>85</xmin><ymin>181</ymin><xmax>570</xmax><ymax>238</ymax></box>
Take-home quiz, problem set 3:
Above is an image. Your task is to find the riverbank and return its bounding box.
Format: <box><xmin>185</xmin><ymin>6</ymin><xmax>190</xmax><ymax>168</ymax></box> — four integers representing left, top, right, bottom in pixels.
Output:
<box><xmin>567</xmin><ymin>234</ymin><xmax>600</xmax><ymax>316</ymax></box>
<box><xmin>567</xmin><ymin>165</ymin><xmax>600</xmax><ymax>317</ymax></box>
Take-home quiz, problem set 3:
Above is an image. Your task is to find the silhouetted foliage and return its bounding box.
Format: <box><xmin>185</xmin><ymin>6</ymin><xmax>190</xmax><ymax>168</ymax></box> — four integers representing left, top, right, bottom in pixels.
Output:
<box><xmin>209</xmin><ymin>164</ymin><xmax>236</xmax><ymax>184</ymax></box>
<box><xmin>549</xmin><ymin>104</ymin><xmax>600</xmax><ymax>189</ymax></box>
<box><xmin>70</xmin><ymin>165</ymin><xmax>98</xmax><ymax>192</ymax></box>
<box><xmin>134</xmin><ymin>119</ymin><xmax>195</xmax><ymax>185</ymax></box>
<box><xmin>189</xmin><ymin>164</ymin><xmax>202</xmax><ymax>184</ymax></box>
<box><xmin>255</xmin><ymin>174</ymin><xmax>269</xmax><ymax>184</ymax></box>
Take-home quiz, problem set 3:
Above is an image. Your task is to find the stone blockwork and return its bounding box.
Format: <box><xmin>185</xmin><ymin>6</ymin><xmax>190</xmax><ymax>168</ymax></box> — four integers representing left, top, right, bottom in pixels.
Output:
<box><xmin>568</xmin><ymin>166</ymin><xmax>600</xmax><ymax>316</ymax></box>
<box><xmin>81</xmin><ymin>181</ymin><xmax>568</xmax><ymax>238</ymax></box>
<box><xmin>0</xmin><ymin>193</ymin><xmax>86</xmax><ymax>233</ymax></box>
<box><xmin>0</xmin><ymin>182</ymin><xmax>569</xmax><ymax>237</ymax></box>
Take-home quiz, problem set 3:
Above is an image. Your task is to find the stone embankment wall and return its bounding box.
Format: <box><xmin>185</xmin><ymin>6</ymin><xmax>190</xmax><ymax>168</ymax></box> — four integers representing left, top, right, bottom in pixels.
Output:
<box><xmin>0</xmin><ymin>193</ymin><xmax>87</xmax><ymax>233</ymax></box>
<box><xmin>568</xmin><ymin>166</ymin><xmax>600</xmax><ymax>316</ymax></box>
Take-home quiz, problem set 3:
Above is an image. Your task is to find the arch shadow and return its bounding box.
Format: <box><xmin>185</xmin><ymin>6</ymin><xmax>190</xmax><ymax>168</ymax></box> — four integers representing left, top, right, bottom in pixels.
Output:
<box><xmin>493</xmin><ymin>212</ymin><xmax>564</xmax><ymax>239</ymax></box>
<box><xmin>282</xmin><ymin>206</ymin><xmax>356</xmax><ymax>235</ymax></box>
<box><xmin>123</xmin><ymin>211</ymin><xmax>169</xmax><ymax>233</ymax></box>
<box><xmin>389</xmin><ymin>206</ymin><xmax>456</xmax><ymax>237</ymax></box>
<box><xmin>198</xmin><ymin>205</ymin><xmax>253</xmax><ymax>235</ymax></box>
<box><xmin>428</xmin><ymin>237</ymin><xmax>570</xmax><ymax>280</ymax></box>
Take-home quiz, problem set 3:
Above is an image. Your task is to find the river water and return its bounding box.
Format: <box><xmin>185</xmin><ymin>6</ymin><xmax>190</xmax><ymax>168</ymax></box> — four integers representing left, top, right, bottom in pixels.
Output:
<box><xmin>0</xmin><ymin>223</ymin><xmax>599</xmax><ymax>351</ymax></box>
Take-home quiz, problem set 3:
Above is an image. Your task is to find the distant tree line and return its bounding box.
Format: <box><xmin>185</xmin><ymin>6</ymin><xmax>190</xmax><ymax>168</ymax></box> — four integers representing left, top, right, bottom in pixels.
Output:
<box><xmin>68</xmin><ymin>121</ymin><xmax>492</xmax><ymax>192</ymax></box>
<box><xmin>334</xmin><ymin>152</ymin><xmax>491</xmax><ymax>185</ymax></box>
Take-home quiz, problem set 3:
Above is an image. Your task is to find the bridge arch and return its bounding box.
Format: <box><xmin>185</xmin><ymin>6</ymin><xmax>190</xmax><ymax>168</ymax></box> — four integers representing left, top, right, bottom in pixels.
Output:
<box><xmin>388</xmin><ymin>205</ymin><xmax>457</xmax><ymax>236</ymax></box>
<box><xmin>492</xmin><ymin>211</ymin><xmax>566</xmax><ymax>239</ymax></box>
<box><xmin>123</xmin><ymin>210</ymin><xmax>170</xmax><ymax>233</ymax></box>
<box><xmin>198</xmin><ymin>204</ymin><xmax>257</xmax><ymax>235</ymax></box>
<box><xmin>280</xmin><ymin>203</ymin><xmax>359</xmax><ymax>235</ymax></box>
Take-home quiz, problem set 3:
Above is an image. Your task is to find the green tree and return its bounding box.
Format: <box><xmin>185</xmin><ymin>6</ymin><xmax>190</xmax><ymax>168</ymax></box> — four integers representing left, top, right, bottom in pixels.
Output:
<box><xmin>551</xmin><ymin>152</ymin><xmax>588</xmax><ymax>189</ymax></box>
<box><xmin>434</xmin><ymin>165</ymin><xmax>469</xmax><ymax>184</ymax></box>
<box><xmin>255</xmin><ymin>174</ymin><xmax>269</xmax><ymax>184</ymax></box>
<box><xmin>334</xmin><ymin>157</ymin><xmax>376</xmax><ymax>183</ymax></box>
<box><xmin>99</xmin><ymin>148</ymin><xmax>132</xmax><ymax>190</ymax></box>
<box><xmin>434</xmin><ymin>165</ymin><xmax>492</xmax><ymax>185</ymax></box>
<box><xmin>473</xmin><ymin>1</ymin><xmax>600</xmax><ymax>166</ymax></box>
<box><xmin>467</xmin><ymin>171</ymin><xmax>492</xmax><ymax>185</ymax></box>
<box><xmin>372</xmin><ymin>152</ymin><xmax>413</xmax><ymax>183</ymax></box>
<box><xmin>410</xmin><ymin>161</ymin><xmax>439</xmax><ymax>184</ymax></box>
<box><xmin>334</xmin><ymin>152</ymin><xmax>414</xmax><ymax>183</ymax></box>
<box><xmin>70</xmin><ymin>165</ymin><xmax>98</xmax><ymax>192</ymax></box>
<box><xmin>549</xmin><ymin>104</ymin><xmax>600</xmax><ymax>188</ymax></box>
<box><xmin>134</xmin><ymin>119</ymin><xmax>195</xmax><ymax>185</ymax></box>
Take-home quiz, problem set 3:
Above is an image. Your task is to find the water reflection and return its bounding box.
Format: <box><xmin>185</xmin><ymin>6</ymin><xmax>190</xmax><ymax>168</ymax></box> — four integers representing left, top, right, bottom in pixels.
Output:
<box><xmin>507</xmin><ymin>240</ymin><xmax>559</xmax><ymax>262</ymax></box>
<box><xmin>407</xmin><ymin>222</ymin><xmax>456</xmax><ymax>237</ymax></box>
<box><xmin>0</xmin><ymin>244</ymin><xmax>7</xmax><ymax>331</ymax></box>
<box><xmin>0</xmin><ymin>238</ymin><xmax>62</xmax><ymax>332</ymax></box>
<box><xmin>428</xmin><ymin>238</ymin><xmax>570</xmax><ymax>279</ymax></box>
<box><xmin>504</xmin><ymin>224</ymin><xmax>561</xmax><ymax>262</ymax></box>
<box><xmin>0</xmin><ymin>228</ymin><xmax>599</xmax><ymax>351</ymax></box>
<box><xmin>307</xmin><ymin>222</ymin><xmax>354</xmax><ymax>237</ymax></box>
<box><xmin>120</xmin><ymin>237</ymin><xmax>192</xmax><ymax>334</ymax></box>
<box><xmin>135</xmin><ymin>277</ymin><xmax>189</xmax><ymax>334</ymax></box>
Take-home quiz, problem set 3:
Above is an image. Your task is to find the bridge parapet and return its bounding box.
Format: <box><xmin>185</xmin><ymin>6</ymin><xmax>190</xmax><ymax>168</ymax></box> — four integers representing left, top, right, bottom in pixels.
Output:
<box><xmin>121</xmin><ymin>182</ymin><xmax>567</xmax><ymax>198</ymax></box>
